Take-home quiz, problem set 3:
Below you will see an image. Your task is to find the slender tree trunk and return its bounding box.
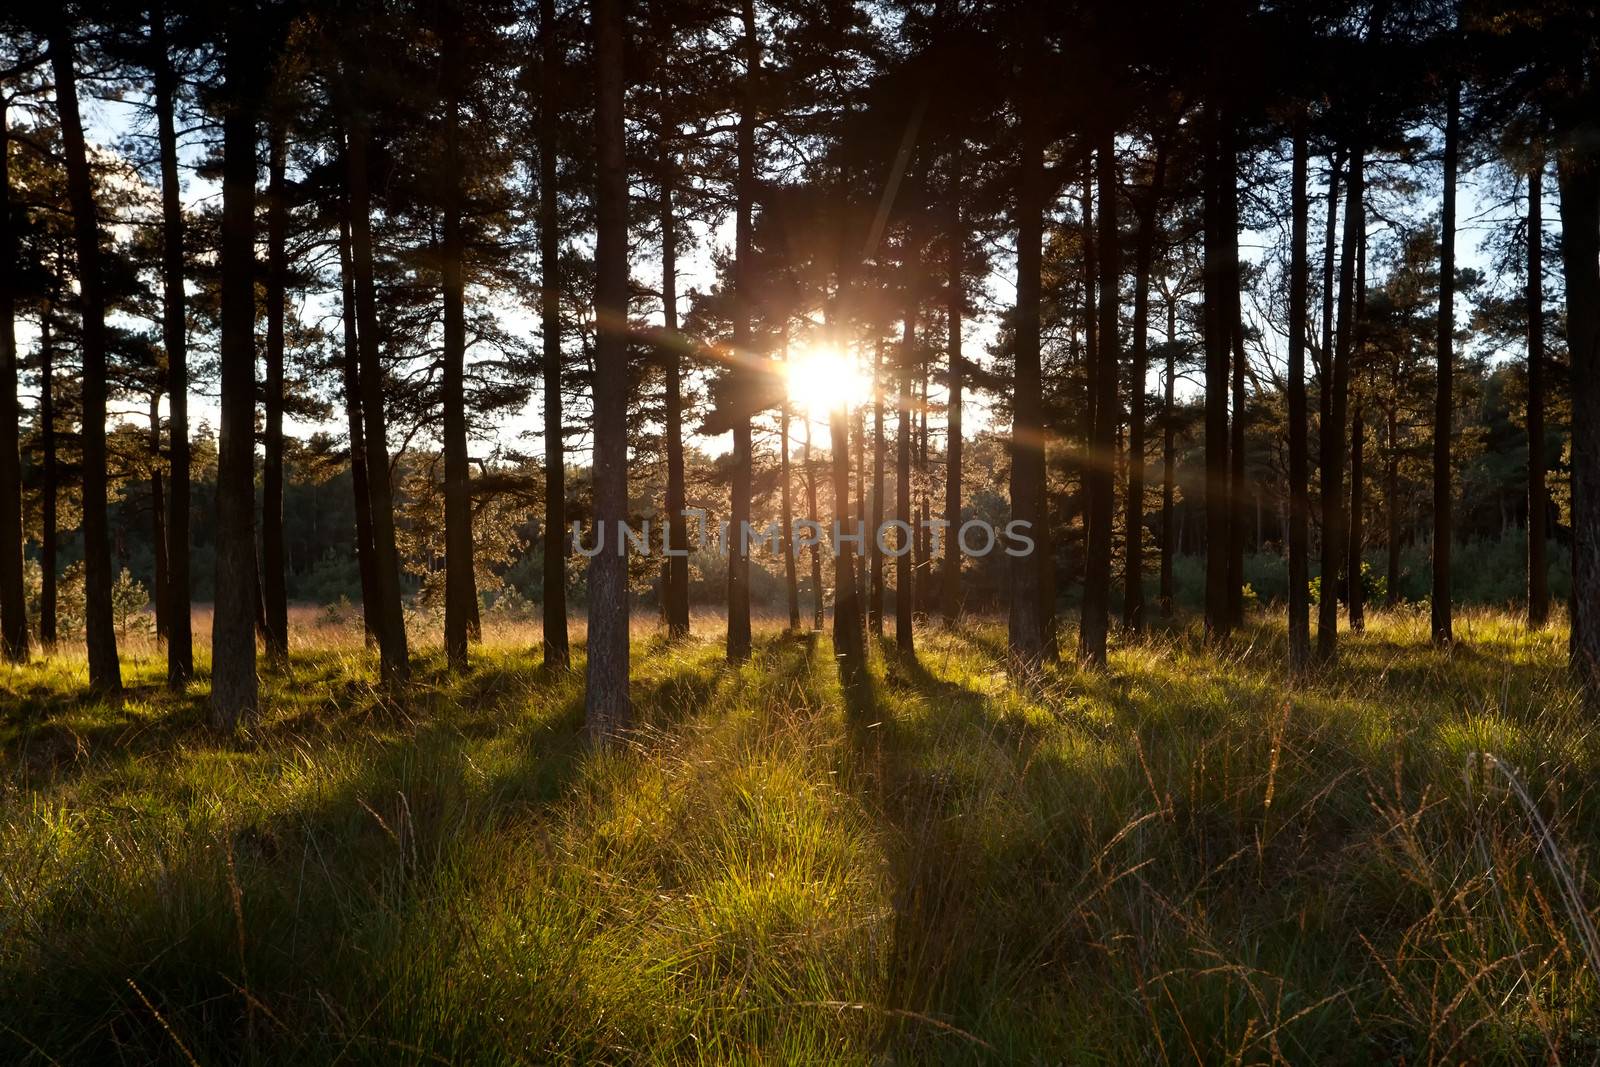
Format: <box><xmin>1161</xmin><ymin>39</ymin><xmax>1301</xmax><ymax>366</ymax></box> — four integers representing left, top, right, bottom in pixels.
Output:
<box><xmin>1202</xmin><ymin>108</ymin><xmax>1233</xmax><ymax>641</ymax></box>
<box><xmin>48</xmin><ymin>19</ymin><xmax>120</xmax><ymax>691</ymax></box>
<box><xmin>586</xmin><ymin>0</ymin><xmax>631</xmax><ymax>737</ymax></box>
<box><xmin>781</xmin><ymin>395</ymin><xmax>800</xmax><ymax>629</ymax></box>
<box><xmin>897</xmin><ymin>262</ymin><xmax>917</xmax><ymax>656</ymax></box>
<box><xmin>1527</xmin><ymin>154</ymin><xmax>1549</xmax><ymax>628</ymax></box>
<box><xmin>149</xmin><ymin>393</ymin><xmax>168</xmax><ymax>641</ymax></box>
<box><xmin>1432</xmin><ymin>84</ymin><xmax>1459</xmax><ymax>645</ymax></box>
<box><xmin>337</xmin><ymin>211</ymin><xmax>380</xmax><ymax>644</ymax></box>
<box><xmin>39</xmin><ymin>304</ymin><xmax>56</xmax><ymax>647</ymax></box>
<box><xmin>1159</xmin><ymin>295</ymin><xmax>1177</xmax><ymax>617</ymax></box>
<box><xmin>870</xmin><ymin>337</ymin><xmax>885</xmax><ymax>636</ymax></box>
<box><xmin>915</xmin><ymin>365</ymin><xmax>929</xmax><ymax>616</ymax></box>
<box><xmin>805</xmin><ymin>413</ymin><xmax>823</xmax><ymax>630</ymax></box>
<box><xmin>1287</xmin><ymin>121</ymin><xmax>1311</xmax><ymax>670</ymax></box>
<box><xmin>854</xmin><ymin>381</ymin><xmax>866</xmax><ymax>617</ymax></box>
<box><xmin>1386</xmin><ymin>400</ymin><xmax>1401</xmax><ymax>608</ymax></box>
<box><xmin>346</xmin><ymin>91</ymin><xmax>410</xmax><ymax>681</ymax></box>
<box><xmin>0</xmin><ymin>102</ymin><xmax>26</xmax><ymax>662</ymax></box>
<box><xmin>1348</xmin><ymin>228</ymin><xmax>1368</xmax><ymax>632</ymax></box>
<box><xmin>726</xmin><ymin>0</ymin><xmax>757</xmax><ymax>664</ymax></box>
<box><xmin>262</xmin><ymin>117</ymin><xmax>289</xmax><ymax>660</ymax></box>
<box><xmin>1081</xmin><ymin>125</ymin><xmax>1119</xmax><ymax>667</ymax></box>
<box><xmin>1123</xmin><ymin>138</ymin><xmax>1166</xmax><ymax>633</ymax></box>
<box><xmin>1319</xmin><ymin>149</ymin><xmax>1363</xmax><ymax>661</ymax></box>
<box><xmin>538</xmin><ymin>0</ymin><xmax>569</xmax><ymax>669</ymax></box>
<box><xmin>660</xmin><ymin>124</ymin><xmax>690</xmax><ymax>639</ymax></box>
<box><xmin>1008</xmin><ymin>63</ymin><xmax>1046</xmax><ymax>663</ymax></box>
<box><xmin>1227</xmin><ymin>280</ymin><xmax>1246</xmax><ymax>627</ymax></box>
<box><xmin>441</xmin><ymin>20</ymin><xmax>474</xmax><ymax>672</ymax></box>
<box><xmin>154</xmin><ymin>9</ymin><xmax>193</xmax><ymax>683</ymax></box>
<box><xmin>942</xmin><ymin>193</ymin><xmax>963</xmax><ymax>625</ymax></box>
<box><xmin>212</xmin><ymin>23</ymin><xmax>260</xmax><ymax>729</ymax></box>
<box><xmin>1559</xmin><ymin>105</ymin><xmax>1600</xmax><ymax>702</ymax></box>
<box><xmin>831</xmin><ymin>396</ymin><xmax>866</xmax><ymax>687</ymax></box>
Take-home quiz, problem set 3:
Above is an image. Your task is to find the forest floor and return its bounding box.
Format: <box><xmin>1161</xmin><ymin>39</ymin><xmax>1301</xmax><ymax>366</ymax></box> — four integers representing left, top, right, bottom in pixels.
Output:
<box><xmin>2</xmin><ymin>607</ymin><xmax>1599</xmax><ymax>1064</ymax></box>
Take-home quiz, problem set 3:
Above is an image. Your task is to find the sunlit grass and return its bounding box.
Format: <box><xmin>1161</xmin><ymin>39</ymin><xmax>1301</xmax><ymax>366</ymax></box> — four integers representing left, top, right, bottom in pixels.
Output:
<box><xmin>3</xmin><ymin>606</ymin><xmax>1598</xmax><ymax>1062</ymax></box>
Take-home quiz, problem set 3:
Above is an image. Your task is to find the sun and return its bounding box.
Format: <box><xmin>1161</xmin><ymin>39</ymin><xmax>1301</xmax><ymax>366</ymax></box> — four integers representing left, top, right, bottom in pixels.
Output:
<box><xmin>783</xmin><ymin>344</ymin><xmax>871</xmax><ymax>419</ymax></box>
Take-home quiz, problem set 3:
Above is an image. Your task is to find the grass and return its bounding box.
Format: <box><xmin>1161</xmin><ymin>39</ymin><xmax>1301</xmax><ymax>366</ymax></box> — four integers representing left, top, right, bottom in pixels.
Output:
<box><xmin>3</xmin><ymin>606</ymin><xmax>1599</xmax><ymax>1063</ymax></box>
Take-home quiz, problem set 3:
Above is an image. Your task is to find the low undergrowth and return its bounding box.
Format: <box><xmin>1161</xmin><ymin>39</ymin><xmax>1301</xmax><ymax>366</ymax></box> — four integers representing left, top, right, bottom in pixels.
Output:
<box><xmin>2</xmin><ymin>609</ymin><xmax>1597</xmax><ymax>1063</ymax></box>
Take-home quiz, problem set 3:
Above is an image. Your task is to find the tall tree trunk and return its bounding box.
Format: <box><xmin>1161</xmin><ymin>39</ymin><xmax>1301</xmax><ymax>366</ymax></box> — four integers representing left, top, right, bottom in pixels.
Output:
<box><xmin>149</xmin><ymin>392</ymin><xmax>168</xmax><ymax>641</ymax></box>
<box><xmin>441</xmin><ymin>20</ymin><xmax>474</xmax><ymax>672</ymax></box>
<box><xmin>805</xmin><ymin>413</ymin><xmax>823</xmax><ymax>630</ymax></box>
<box><xmin>1159</xmin><ymin>294</ymin><xmax>1177</xmax><ymax>616</ymax></box>
<box><xmin>869</xmin><ymin>337</ymin><xmax>885</xmax><ymax>636</ymax></box>
<box><xmin>1527</xmin><ymin>153</ymin><xmax>1549</xmax><ymax>628</ymax></box>
<box><xmin>854</xmin><ymin>382</ymin><xmax>867</xmax><ymax>616</ymax></box>
<box><xmin>1348</xmin><ymin>227</ymin><xmax>1368</xmax><ymax>632</ymax></box>
<box><xmin>0</xmin><ymin>101</ymin><xmax>26</xmax><ymax>662</ymax></box>
<box><xmin>1123</xmin><ymin>137</ymin><xmax>1167</xmax><ymax>633</ymax></box>
<box><xmin>48</xmin><ymin>19</ymin><xmax>120</xmax><ymax>691</ymax></box>
<box><xmin>39</xmin><ymin>303</ymin><xmax>56</xmax><ymax>647</ymax></box>
<box><xmin>1202</xmin><ymin>108</ymin><xmax>1233</xmax><ymax>641</ymax></box>
<box><xmin>1227</xmin><ymin>275</ymin><xmax>1246</xmax><ymax>627</ymax></box>
<box><xmin>1287</xmin><ymin>121</ymin><xmax>1312</xmax><ymax>669</ymax></box>
<box><xmin>915</xmin><ymin>363</ymin><xmax>929</xmax><ymax>615</ymax></box>
<box><xmin>1432</xmin><ymin>83</ymin><xmax>1459</xmax><ymax>645</ymax></box>
<box><xmin>1559</xmin><ymin>103</ymin><xmax>1600</xmax><ymax>702</ymax></box>
<box><xmin>1319</xmin><ymin>149</ymin><xmax>1363</xmax><ymax>661</ymax></box>
<box><xmin>942</xmin><ymin>193</ymin><xmax>963</xmax><ymax>625</ymax></box>
<box><xmin>1081</xmin><ymin>126</ymin><xmax>1119</xmax><ymax>667</ymax></box>
<box><xmin>154</xmin><ymin>7</ymin><xmax>193</xmax><ymax>683</ymax></box>
<box><xmin>896</xmin><ymin>264</ymin><xmax>917</xmax><ymax>656</ymax></box>
<box><xmin>212</xmin><ymin>23</ymin><xmax>260</xmax><ymax>729</ymax></box>
<box><xmin>538</xmin><ymin>0</ymin><xmax>569</xmax><ymax>669</ymax></box>
<box><xmin>831</xmin><ymin>395</ymin><xmax>866</xmax><ymax>686</ymax></box>
<box><xmin>586</xmin><ymin>0</ymin><xmax>631</xmax><ymax>737</ymax></box>
<box><xmin>346</xmin><ymin>89</ymin><xmax>410</xmax><ymax>681</ymax></box>
<box><xmin>660</xmin><ymin>123</ymin><xmax>690</xmax><ymax>639</ymax></box>
<box><xmin>781</xmin><ymin>394</ymin><xmax>800</xmax><ymax>630</ymax></box>
<box><xmin>1386</xmin><ymin>400</ymin><xmax>1401</xmax><ymax>609</ymax></box>
<box><xmin>262</xmin><ymin>116</ymin><xmax>289</xmax><ymax>660</ymax></box>
<box><xmin>1008</xmin><ymin>63</ymin><xmax>1046</xmax><ymax>663</ymax></box>
<box><xmin>726</xmin><ymin>0</ymin><xmax>757</xmax><ymax>664</ymax></box>
<box><xmin>338</xmin><ymin>211</ymin><xmax>380</xmax><ymax>644</ymax></box>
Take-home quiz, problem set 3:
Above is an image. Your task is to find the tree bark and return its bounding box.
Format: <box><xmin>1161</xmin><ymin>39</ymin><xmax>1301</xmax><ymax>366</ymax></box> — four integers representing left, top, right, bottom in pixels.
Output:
<box><xmin>805</xmin><ymin>413</ymin><xmax>823</xmax><ymax>630</ymax></box>
<box><xmin>1081</xmin><ymin>126</ymin><xmax>1118</xmax><ymax>667</ymax></box>
<box><xmin>725</xmin><ymin>0</ymin><xmax>757</xmax><ymax>664</ymax></box>
<box><xmin>869</xmin><ymin>336</ymin><xmax>885</xmax><ymax>636</ymax></box>
<box><xmin>1202</xmin><ymin>108</ymin><xmax>1233</xmax><ymax>641</ymax></box>
<box><xmin>262</xmin><ymin>116</ymin><xmax>289</xmax><ymax>660</ymax></box>
<box><xmin>1159</xmin><ymin>293</ymin><xmax>1177</xmax><ymax>617</ymax></box>
<box><xmin>346</xmin><ymin>85</ymin><xmax>410</xmax><ymax>682</ymax></box>
<box><xmin>441</xmin><ymin>19</ymin><xmax>475</xmax><ymax>672</ymax></box>
<box><xmin>1287</xmin><ymin>121</ymin><xmax>1311</xmax><ymax>670</ymax></box>
<box><xmin>942</xmin><ymin>192</ymin><xmax>963</xmax><ymax>625</ymax></box>
<box><xmin>1527</xmin><ymin>153</ymin><xmax>1549</xmax><ymax>628</ymax></box>
<box><xmin>154</xmin><ymin>7</ymin><xmax>193</xmax><ymax>683</ymax></box>
<box><xmin>1123</xmin><ymin>137</ymin><xmax>1166</xmax><ymax>633</ymax></box>
<box><xmin>660</xmin><ymin>122</ymin><xmax>690</xmax><ymax>639</ymax></box>
<box><xmin>1008</xmin><ymin>60</ymin><xmax>1046</xmax><ymax>663</ymax></box>
<box><xmin>781</xmin><ymin>392</ymin><xmax>800</xmax><ymax>629</ymax></box>
<box><xmin>48</xmin><ymin>19</ymin><xmax>120</xmax><ymax>691</ymax></box>
<box><xmin>149</xmin><ymin>392</ymin><xmax>168</xmax><ymax>641</ymax></box>
<box><xmin>39</xmin><ymin>302</ymin><xmax>56</xmax><ymax>647</ymax></box>
<box><xmin>538</xmin><ymin>0</ymin><xmax>569</xmax><ymax>669</ymax></box>
<box><xmin>586</xmin><ymin>0</ymin><xmax>631</xmax><ymax>738</ymax></box>
<box><xmin>1431</xmin><ymin>83</ymin><xmax>1459</xmax><ymax>645</ymax></box>
<box><xmin>212</xmin><ymin>20</ymin><xmax>260</xmax><ymax>729</ymax></box>
<box><xmin>1559</xmin><ymin>117</ymin><xmax>1600</xmax><ymax>701</ymax></box>
<box><xmin>896</xmin><ymin>258</ymin><xmax>917</xmax><ymax>656</ymax></box>
<box><xmin>1319</xmin><ymin>149</ymin><xmax>1363</xmax><ymax>661</ymax></box>
<box><xmin>831</xmin><ymin>398</ymin><xmax>866</xmax><ymax>687</ymax></box>
<box><xmin>0</xmin><ymin>101</ymin><xmax>27</xmax><ymax>662</ymax></box>
<box><xmin>1348</xmin><ymin>226</ymin><xmax>1368</xmax><ymax>632</ymax></box>
<box><xmin>337</xmin><ymin>210</ymin><xmax>380</xmax><ymax>644</ymax></box>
